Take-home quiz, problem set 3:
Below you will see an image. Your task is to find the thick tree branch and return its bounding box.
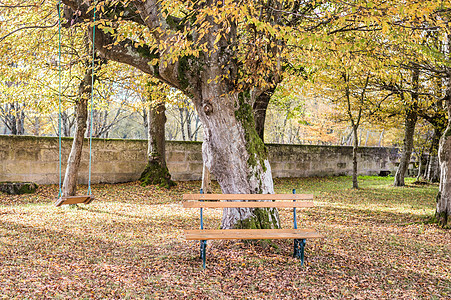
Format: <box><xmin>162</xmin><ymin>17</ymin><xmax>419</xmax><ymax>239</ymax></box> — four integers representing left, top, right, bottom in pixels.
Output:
<box><xmin>61</xmin><ymin>0</ymin><xmax>184</xmax><ymax>91</ymax></box>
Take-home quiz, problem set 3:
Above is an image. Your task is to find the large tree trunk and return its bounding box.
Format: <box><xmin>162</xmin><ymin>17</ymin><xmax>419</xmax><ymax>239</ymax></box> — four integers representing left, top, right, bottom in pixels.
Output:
<box><xmin>200</xmin><ymin>92</ymin><xmax>279</xmax><ymax>229</ymax></box>
<box><xmin>438</xmin><ymin>128</ymin><xmax>451</xmax><ymax>227</ymax></box>
<box><xmin>139</xmin><ymin>100</ymin><xmax>175</xmax><ymax>188</ymax></box>
<box><xmin>394</xmin><ymin>106</ymin><xmax>418</xmax><ymax>186</ymax></box>
<box><xmin>61</xmin><ymin>70</ymin><xmax>91</xmax><ymax>197</ymax></box>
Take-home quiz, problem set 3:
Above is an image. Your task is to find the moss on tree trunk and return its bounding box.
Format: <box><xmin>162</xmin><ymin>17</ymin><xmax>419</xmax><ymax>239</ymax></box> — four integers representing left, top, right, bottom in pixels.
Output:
<box><xmin>139</xmin><ymin>161</ymin><xmax>175</xmax><ymax>188</ymax></box>
<box><xmin>234</xmin><ymin>207</ymin><xmax>280</xmax><ymax>229</ymax></box>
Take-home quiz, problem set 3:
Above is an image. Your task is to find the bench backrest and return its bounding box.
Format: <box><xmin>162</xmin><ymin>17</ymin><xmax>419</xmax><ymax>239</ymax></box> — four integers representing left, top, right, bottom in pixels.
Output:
<box><xmin>183</xmin><ymin>191</ymin><xmax>314</xmax><ymax>230</ymax></box>
<box><xmin>182</xmin><ymin>194</ymin><xmax>314</xmax><ymax>208</ymax></box>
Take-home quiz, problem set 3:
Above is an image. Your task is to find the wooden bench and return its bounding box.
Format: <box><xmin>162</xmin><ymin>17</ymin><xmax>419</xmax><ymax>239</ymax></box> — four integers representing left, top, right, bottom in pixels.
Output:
<box><xmin>183</xmin><ymin>190</ymin><xmax>322</xmax><ymax>268</ymax></box>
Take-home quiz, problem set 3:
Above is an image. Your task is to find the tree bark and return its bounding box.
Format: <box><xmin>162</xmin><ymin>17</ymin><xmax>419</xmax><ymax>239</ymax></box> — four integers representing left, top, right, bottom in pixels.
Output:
<box><xmin>186</xmin><ymin>108</ymin><xmax>193</xmax><ymax>141</ymax></box>
<box><xmin>343</xmin><ymin>72</ymin><xmax>366</xmax><ymax>189</ymax></box>
<box><xmin>201</xmin><ymin>163</ymin><xmax>212</xmax><ymax>194</ymax></box>
<box><xmin>16</xmin><ymin>108</ymin><xmax>25</xmax><ymax>135</ymax></box>
<box><xmin>352</xmin><ymin>124</ymin><xmax>359</xmax><ymax>189</ymax></box>
<box><xmin>253</xmin><ymin>86</ymin><xmax>276</xmax><ymax>141</ymax></box>
<box><xmin>425</xmin><ymin>129</ymin><xmax>443</xmax><ymax>182</ymax></box>
<box><xmin>61</xmin><ymin>111</ymin><xmax>73</xmax><ymax>137</ymax></box>
<box><xmin>437</xmin><ymin>70</ymin><xmax>451</xmax><ymax>228</ymax></box>
<box><xmin>423</xmin><ymin>154</ymin><xmax>430</xmax><ymax>178</ymax></box>
<box><xmin>178</xmin><ymin>107</ymin><xmax>186</xmax><ymax>141</ymax></box>
<box><xmin>394</xmin><ymin>68</ymin><xmax>419</xmax><ymax>187</ymax></box>
<box><xmin>139</xmin><ymin>100</ymin><xmax>175</xmax><ymax>188</ymax></box>
<box><xmin>416</xmin><ymin>152</ymin><xmax>423</xmax><ymax>181</ymax></box>
<box><xmin>394</xmin><ymin>105</ymin><xmax>418</xmax><ymax>186</ymax></box>
<box><xmin>200</xmin><ymin>92</ymin><xmax>279</xmax><ymax>229</ymax></box>
<box><xmin>194</xmin><ymin>115</ymin><xmax>200</xmax><ymax>141</ymax></box>
<box><xmin>427</xmin><ymin>154</ymin><xmax>440</xmax><ymax>183</ymax></box>
<box><xmin>61</xmin><ymin>70</ymin><xmax>91</xmax><ymax>197</ymax></box>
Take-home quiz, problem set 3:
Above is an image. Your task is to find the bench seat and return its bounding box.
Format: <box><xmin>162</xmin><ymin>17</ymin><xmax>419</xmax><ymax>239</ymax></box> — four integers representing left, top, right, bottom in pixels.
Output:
<box><xmin>185</xmin><ymin>228</ymin><xmax>323</xmax><ymax>240</ymax></box>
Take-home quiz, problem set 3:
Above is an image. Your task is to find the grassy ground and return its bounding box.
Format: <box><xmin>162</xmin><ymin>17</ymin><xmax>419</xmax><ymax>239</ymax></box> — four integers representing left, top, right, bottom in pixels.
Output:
<box><xmin>0</xmin><ymin>176</ymin><xmax>449</xmax><ymax>299</ymax></box>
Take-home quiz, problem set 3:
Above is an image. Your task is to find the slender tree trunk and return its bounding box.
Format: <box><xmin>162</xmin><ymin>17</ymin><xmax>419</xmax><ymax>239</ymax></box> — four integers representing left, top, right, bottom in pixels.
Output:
<box><xmin>9</xmin><ymin>103</ymin><xmax>17</xmax><ymax>135</ymax></box>
<box><xmin>378</xmin><ymin>129</ymin><xmax>384</xmax><ymax>146</ymax></box>
<box><xmin>427</xmin><ymin>155</ymin><xmax>440</xmax><ymax>182</ymax></box>
<box><xmin>61</xmin><ymin>70</ymin><xmax>91</xmax><ymax>197</ymax></box>
<box><xmin>61</xmin><ymin>32</ymin><xmax>104</xmax><ymax>197</ymax></box>
<box><xmin>186</xmin><ymin>109</ymin><xmax>192</xmax><ymax>141</ymax></box>
<box><xmin>394</xmin><ymin>106</ymin><xmax>418</xmax><ymax>186</ymax></box>
<box><xmin>416</xmin><ymin>152</ymin><xmax>423</xmax><ymax>181</ymax></box>
<box><xmin>61</xmin><ymin>112</ymin><xmax>72</xmax><ymax>137</ymax></box>
<box><xmin>16</xmin><ymin>108</ymin><xmax>25</xmax><ymax>135</ymax></box>
<box><xmin>343</xmin><ymin>72</ymin><xmax>366</xmax><ymax>189</ymax></box>
<box><xmin>33</xmin><ymin>116</ymin><xmax>40</xmax><ymax>136</ymax></box>
<box><xmin>194</xmin><ymin>115</ymin><xmax>200</xmax><ymax>141</ymax></box>
<box><xmin>179</xmin><ymin>107</ymin><xmax>186</xmax><ymax>141</ymax></box>
<box><xmin>253</xmin><ymin>86</ymin><xmax>276</xmax><ymax>141</ymax></box>
<box><xmin>426</xmin><ymin>129</ymin><xmax>443</xmax><ymax>182</ymax></box>
<box><xmin>139</xmin><ymin>100</ymin><xmax>175</xmax><ymax>188</ymax></box>
<box><xmin>142</xmin><ymin>107</ymin><xmax>149</xmax><ymax>139</ymax></box>
<box><xmin>423</xmin><ymin>155</ymin><xmax>429</xmax><ymax>178</ymax></box>
<box><xmin>394</xmin><ymin>68</ymin><xmax>419</xmax><ymax>186</ymax></box>
<box><xmin>352</xmin><ymin>124</ymin><xmax>359</xmax><ymax>189</ymax></box>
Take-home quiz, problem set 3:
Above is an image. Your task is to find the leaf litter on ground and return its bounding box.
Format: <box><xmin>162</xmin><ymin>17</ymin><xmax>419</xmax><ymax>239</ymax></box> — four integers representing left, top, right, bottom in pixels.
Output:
<box><xmin>0</xmin><ymin>176</ymin><xmax>449</xmax><ymax>299</ymax></box>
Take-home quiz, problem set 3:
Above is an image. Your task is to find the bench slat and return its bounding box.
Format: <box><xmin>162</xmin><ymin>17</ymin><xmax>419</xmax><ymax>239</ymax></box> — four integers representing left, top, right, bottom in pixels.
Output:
<box><xmin>183</xmin><ymin>194</ymin><xmax>313</xmax><ymax>201</ymax></box>
<box><xmin>184</xmin><ymin>229</ymin><xmax>323</xmax><ymax>240</ymax></box>
<box><xmin>183</xmin><ymin>201</ymin><xmax>314</xmax><ymax>208</ymax></box>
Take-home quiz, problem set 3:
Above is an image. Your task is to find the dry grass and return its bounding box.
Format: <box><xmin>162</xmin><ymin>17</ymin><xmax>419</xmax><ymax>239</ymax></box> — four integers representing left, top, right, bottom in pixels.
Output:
<box><xmin>0</xmin><ymin>176</ymin><xmax>449</xmax><ymax>299</ymax></box>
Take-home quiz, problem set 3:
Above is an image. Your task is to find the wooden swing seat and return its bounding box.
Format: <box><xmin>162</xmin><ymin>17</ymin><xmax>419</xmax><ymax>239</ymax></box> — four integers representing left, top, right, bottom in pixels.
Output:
<box><xmin>55</xmin><ymin>195</ymin><xmax>95</xmax><ymax>207</ymax></box>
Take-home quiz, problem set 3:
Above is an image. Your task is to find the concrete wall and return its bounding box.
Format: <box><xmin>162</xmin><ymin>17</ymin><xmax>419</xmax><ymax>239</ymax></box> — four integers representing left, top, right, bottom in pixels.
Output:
<box><xmin>267</xmin><ymin>144</ymin><xmax>398</xmax><ymax>178</ymax></box>
<box><xmin>0</xmin><ymin>135</ymin><xmax>399</xmax><ymax>184</ymax></box>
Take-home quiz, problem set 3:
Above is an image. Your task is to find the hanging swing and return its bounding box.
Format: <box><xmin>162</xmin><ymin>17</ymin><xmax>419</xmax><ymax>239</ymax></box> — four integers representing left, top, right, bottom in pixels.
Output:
<box><xmin>55</xmin><ymin>2</ymin><xmax>96</xmax><ymax>207</ymax></box>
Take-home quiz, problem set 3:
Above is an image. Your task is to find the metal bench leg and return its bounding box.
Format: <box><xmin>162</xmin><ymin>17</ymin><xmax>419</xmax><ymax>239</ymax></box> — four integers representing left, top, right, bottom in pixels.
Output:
<box><xmin>293</xmin><ymin>239</ymin><xmax>306</xmax><ymax>266</ymax></box>
<box><xmin>200</xmin><ymin>240</ymin><xmax>207</xmax><ymax>269</ymax></box>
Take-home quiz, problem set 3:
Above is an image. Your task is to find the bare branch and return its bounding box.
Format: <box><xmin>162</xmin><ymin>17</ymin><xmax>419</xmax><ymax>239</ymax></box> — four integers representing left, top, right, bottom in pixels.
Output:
<box><xmin>0</xmin><ymin>21</ymin><xmax>58</xmax><ymax>42</ymax></box>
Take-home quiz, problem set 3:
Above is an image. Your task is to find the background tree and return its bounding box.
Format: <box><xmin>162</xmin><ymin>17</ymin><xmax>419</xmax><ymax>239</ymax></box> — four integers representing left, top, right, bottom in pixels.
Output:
<box><xmin>392</xmin><ymin>68</ymin><xmax>419</xmax><ymax>187</ymax></box>
<box><xmin>139</xmin><ymin>79</ymin><xmax>175</xmax><ymax>188</ymax></box>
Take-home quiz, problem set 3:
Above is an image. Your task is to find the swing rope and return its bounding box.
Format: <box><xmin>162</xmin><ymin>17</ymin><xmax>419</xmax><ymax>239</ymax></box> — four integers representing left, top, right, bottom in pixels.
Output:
<box><xmin>57</xmin><ymin>1</ymin><xmax>96</xmax><ymax>198</ymax></box>
<box><xmin>57</xmin><ymin>1</ymin><xmax>62</xmax><ymax>198</ymax></box>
